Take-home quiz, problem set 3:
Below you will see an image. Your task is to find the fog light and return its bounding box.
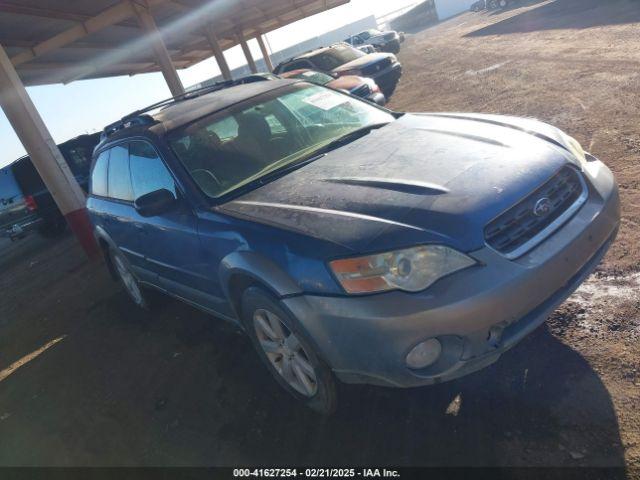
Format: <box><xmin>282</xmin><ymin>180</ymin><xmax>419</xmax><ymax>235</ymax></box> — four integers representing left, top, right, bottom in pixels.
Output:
<box><xmin>406</xmin><ymin>338</ymin><xmax>442</xmax><ymax>369</ymax></box>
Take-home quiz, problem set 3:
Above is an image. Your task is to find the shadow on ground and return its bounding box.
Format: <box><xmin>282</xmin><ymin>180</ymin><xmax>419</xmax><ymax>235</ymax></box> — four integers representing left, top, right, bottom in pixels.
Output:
<box><xmin>0</xmin><ymin>285</ymin><xmax>627</xmax><ymax>468</ymax></box>
<box><xmin>466</xmin><ymin>0</ymin><xmax>640</xmax><ymax>36</ymax></box>
<box><xmin>486</xmin><ymin>0</ymin><xmax>549</xmax><ymax>16</ymax></box>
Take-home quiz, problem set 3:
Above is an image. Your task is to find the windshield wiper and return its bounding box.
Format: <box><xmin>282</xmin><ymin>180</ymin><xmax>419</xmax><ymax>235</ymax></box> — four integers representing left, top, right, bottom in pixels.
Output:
<box><xmin>251</xmin><ymin>123</ymin><xmax>391</xmax><ymax>184</ymax></box>
<box><xmin>309</xmin><ymin>122</ymin><xmax>389</xmax><ymax>158</ymax></box>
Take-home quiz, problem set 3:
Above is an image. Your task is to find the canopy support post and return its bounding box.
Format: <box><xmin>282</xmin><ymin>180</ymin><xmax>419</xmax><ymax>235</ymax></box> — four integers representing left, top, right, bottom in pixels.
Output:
<box><xmin>256</xmin><ymin>34</ymin><xmax>274</xmax><ymax>72</ymax></box>
<box><xmin>204</xmin><ymin>28</ymin><xmax>232</xmax><ymax>81</ymax></box>
<box><xmin>0</xmin><ymin>43</ymin><xmax>99</xmax><ymax>259</ymax></box>
<box><xmin>133</xmin><ymin>0</ymin><xmax>184</xmax><ymax>97</ymax></box>
<box><xmin>238</xmin><ymin>33</ymin><xmax>258</xmax><ymax>74</ymax></box>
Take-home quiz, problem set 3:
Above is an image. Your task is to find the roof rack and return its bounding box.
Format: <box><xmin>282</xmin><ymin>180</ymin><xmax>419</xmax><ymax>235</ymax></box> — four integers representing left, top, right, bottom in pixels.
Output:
<box><xmin>100</xmin><ymin>115</ymin><xmax>157</xmax><ymax>141</ymax></box>
<box><xmin>100</xmin><ymin>80</ymin><xmax>235</xmax><ymax>140</ymax></box>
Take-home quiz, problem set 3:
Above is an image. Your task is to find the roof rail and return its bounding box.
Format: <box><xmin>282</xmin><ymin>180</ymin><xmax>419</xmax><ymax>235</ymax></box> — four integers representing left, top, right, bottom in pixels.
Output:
<box><xmin>100</xmin><ymin>80</ymin><xmax>235</xmax><ymax>140</ymax></box>
<box><xmin>100</xmin><ymin>115</ymin><xmax>156</xmax><ymax>141</ymax></box>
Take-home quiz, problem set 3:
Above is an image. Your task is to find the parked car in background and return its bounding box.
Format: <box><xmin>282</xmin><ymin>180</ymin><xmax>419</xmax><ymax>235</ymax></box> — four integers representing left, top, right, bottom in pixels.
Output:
<box><xmin>279</xmin><ymin>69</ymin><xmax>386</xmax><ymax>105</ymax></box>
<box><xmin>0</xmin><ymin>166</ymin><xmax>32</xmax><ymax>241</ymax></box>
<box><xmin>231</xmin><ymin>72</ymin><xmax>280</xmax><ymax>84</ymax></box>
<box><xmin>201</xmin><ymin>70</ymin><xmax>385</xmax><ymax>105</ymax></box>
<box><xmin>0</xmin><ymin>132</ymin><xmax>100</xmax><ymax>240</ymax></box>
<box><xmin>345</xmin><ymin>28</ymin><xmax>402</xmax><ymax>54</ymax></box>
<box><xmin>88</xmin><ymin>79</ymin><xmax>620</xmax><ymax>414</ymax></box>
<box><xmin>273</xmin><ymin>43</ymin><xmax>402</xmax><ymax>97</ymax></box>
<box><xmin>355</xmin><ymin>44</ymin><xmax>376</xmax><ymax>55</ymax></box>
<box><xmin>487</xmin><ymin>0</ymin><xmax>513</xmax><ymax>9</ymax></box>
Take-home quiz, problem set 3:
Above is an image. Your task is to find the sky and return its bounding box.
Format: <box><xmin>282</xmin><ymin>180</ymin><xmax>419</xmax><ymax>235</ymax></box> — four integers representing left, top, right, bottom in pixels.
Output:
<box><xmin>0</xmin><ymin>0</ymin><xmax>417</xmax><ymax>168</ymax></box>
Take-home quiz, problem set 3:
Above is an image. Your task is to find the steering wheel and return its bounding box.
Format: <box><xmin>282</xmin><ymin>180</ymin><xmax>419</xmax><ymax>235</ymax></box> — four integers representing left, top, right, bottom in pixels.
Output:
<box><xmin>191</xmin><ymin>168</ymin><xmax>223</xmax><ymax>190</ymax></box>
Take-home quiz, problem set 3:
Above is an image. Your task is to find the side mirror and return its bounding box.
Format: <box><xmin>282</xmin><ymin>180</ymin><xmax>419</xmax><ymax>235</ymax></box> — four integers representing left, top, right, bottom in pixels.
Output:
<box><xmin>134</xmin><ymin>189</ymin><xmax>177</xmax><ymax>217</ymax></box>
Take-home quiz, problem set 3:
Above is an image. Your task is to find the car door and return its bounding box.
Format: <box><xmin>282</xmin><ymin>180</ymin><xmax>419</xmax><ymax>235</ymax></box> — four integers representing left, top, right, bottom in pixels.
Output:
<box><xmin>128</xmin><ymin>140</ymin><xmax>213</xmax><ymax>307</ymax></box>
<box><xmin>89</xmin><ymin>145</ymin><xmax>145</xmax><ymax>271</ymax></box>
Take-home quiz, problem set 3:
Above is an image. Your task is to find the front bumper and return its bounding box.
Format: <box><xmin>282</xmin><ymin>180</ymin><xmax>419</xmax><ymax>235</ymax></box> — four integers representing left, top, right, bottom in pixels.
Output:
<box><xmin>283</xmin><ymin>160</ymin><xmax>620</xmax><ymax>388</ymax></box>
<box><xmin>1</xmin><ymin>215</ymin><xmax>43</xmax><ymax>240</ymax></box>
<box><xmin>378</xmin><ymin>39</ymin><xmax>401</xmax><ymax>53</ymax></box>
<box><xmin>371</xmin><ymin>63</ymin><xmax>402</xmax><ymax>94</ymax></box>
<box><xmin>366</xmin><ymin>92</ymin><xmax>387</xmax><ymax>106</ymax></box>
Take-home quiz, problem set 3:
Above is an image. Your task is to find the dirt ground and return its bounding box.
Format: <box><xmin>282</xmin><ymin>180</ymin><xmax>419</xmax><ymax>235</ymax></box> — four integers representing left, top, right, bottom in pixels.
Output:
<box><xmin>1</xmin><ymin>0</ymin><xmax>639</xmax><ymax>472</ymax></box>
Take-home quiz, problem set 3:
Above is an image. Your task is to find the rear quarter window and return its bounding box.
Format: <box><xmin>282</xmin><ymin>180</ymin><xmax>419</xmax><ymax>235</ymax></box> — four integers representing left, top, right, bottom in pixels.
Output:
<box><xmin>90</xmin><ymin>151</ymin><xmax>109</xmax><ymax>197</ymax></box>
<box><xmin>107</xmin><ymin>144</ymin><xmax>134</xmax><ymax>201</ymax></box>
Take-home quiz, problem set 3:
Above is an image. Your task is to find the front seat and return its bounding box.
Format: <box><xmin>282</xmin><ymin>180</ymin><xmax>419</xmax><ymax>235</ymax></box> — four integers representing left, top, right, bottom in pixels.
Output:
<box><xmin>234</xmin><ymin>112</ymin><xmax>275</xmax><ymax>165</ymax></box>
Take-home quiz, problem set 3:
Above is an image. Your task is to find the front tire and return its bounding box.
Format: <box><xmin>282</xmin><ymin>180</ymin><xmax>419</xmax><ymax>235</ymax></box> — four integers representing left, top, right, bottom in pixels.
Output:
<box><xmin>241</xmin><ymin>287</ymin><xmax>337</xmax><ymax>415</ymax></box>
<box><xmin>110</xmin><ymin>247</ymin><xmax>150</xmax><ymax>310</ymax></box>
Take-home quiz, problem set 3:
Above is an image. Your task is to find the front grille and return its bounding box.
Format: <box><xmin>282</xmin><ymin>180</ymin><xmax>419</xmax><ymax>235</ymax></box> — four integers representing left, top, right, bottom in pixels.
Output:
<box><xmin>362</xmin><ymin>58</ymin><xmax>391</xmax><ymax>76</ymax></box>
<box><xmin>350</xmin><ymin>83</ymin><xmax>371</xmax><ymax>98</ymax></box>
<box><xmin>484</xmin><ymin>167</ymin><xmax>586</xmax><ymax>257</ymax></box>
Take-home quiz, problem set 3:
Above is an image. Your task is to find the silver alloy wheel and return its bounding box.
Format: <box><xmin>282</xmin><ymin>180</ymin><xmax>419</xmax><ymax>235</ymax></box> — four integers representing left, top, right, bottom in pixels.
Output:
<box><xmin>253</xmin><ymin>308</ymin><xmax>318</xmax><ymax>397</ymax></box>
<box><xmin>114</xmin><ymin>254</ymin><xmax>143</xmax><ymax>306</ymax></box>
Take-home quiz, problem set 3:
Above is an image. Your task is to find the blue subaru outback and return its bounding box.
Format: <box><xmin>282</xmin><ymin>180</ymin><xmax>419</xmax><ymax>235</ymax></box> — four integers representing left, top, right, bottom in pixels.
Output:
<box><xmin>88</xmin><ymin>79</ymin><xmax>620</xmax><ymax>413</ymax></box>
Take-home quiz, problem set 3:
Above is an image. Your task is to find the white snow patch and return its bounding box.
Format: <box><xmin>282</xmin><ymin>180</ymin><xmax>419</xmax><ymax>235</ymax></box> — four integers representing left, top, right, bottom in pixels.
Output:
<box><xmin>465</xmin><ymin>61</ymin><xmax>512</xmax><ymax>76</ymax></box>
<box><xmin>571</xmin><ymin>272</ymin><xmax>640</xmax><ymax>306</ymax></box>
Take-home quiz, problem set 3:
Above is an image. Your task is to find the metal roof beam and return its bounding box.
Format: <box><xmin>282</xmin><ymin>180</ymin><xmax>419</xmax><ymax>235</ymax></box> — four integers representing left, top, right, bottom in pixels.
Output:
<box><xmin>0</xmin><ymin>1</ymin><xmax>140</xmax><ymax>28</ymax></box>
<box><xmin>0</xmin><ymin>1</ymin><xmax>93</xmax><ymax>22</ymax></box>
<box><xmin>10</xmin><ymin>0</ymin><xmax>168</xmax><ymax>67</ymax></box>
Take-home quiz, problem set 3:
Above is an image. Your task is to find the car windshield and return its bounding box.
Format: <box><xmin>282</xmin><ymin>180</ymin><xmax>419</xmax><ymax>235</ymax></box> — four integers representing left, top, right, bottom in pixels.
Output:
<box><xmin>287</xmin><ymin>71</ymin><xmax>334</xmax><ymax>85</ymax></box>
<box><xmin>167</xmin><ymin>83</ymin><xmax>394</xmax><ymax>199</ymax></box>
<box><xmin>309</xmin><ymin>45</ymin><xmax>365</xmax><ymax>71</ymax></box>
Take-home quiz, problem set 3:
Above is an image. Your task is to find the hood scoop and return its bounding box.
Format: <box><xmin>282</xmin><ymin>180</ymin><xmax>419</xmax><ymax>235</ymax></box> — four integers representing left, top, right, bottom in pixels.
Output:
<box><xmin>413</xmin><ymin>127</ymin><xmax>511</xmax><ymax>148</ymax></box>
<box><xmin>322</xmin><ymin>177</ymin><xmax>449</xmax><ymax>195</ymax></box>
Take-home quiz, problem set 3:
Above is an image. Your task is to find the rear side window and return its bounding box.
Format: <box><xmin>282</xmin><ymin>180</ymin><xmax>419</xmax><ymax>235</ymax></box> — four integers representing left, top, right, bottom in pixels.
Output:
<box><xmin>107</xmin><ymin>144</ymin><xmax>134</xmax><ymax>201</ymax></box>
<box><xmin>129</xmin><ymin>141</ymin><xmax>176</xmax><ymax>199</ymax></box>
<box><xmin>91</xmin><ymin>150</ymin><xmax>109</xmax><ymax>197</ymax></box>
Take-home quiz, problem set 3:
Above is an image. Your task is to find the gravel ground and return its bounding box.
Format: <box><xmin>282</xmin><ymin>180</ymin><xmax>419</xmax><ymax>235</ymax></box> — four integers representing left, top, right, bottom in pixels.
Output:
<box><xmin>0</xmin><ymin>0</ymin><xmax>638</xmax><ymax>472</ymax></box>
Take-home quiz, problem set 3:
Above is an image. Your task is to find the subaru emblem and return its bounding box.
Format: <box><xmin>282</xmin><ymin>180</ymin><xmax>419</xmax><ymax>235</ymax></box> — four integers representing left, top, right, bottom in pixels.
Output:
<box><xmin>533</xmin><ymin>197</ymin><xmax>552</xmax><ymax>217</ymax></box>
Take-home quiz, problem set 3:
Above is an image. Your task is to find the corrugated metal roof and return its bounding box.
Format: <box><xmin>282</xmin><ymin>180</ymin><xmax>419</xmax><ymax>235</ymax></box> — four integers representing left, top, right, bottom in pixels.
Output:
<box><xmin>0</xmin><ymin>0</ymin><xmax>349</xmax><ymax>86</ymax></box>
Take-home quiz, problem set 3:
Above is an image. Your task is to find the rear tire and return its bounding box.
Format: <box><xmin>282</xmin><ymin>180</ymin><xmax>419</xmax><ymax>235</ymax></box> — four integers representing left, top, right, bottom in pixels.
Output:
<box><xmin>241</xmin><ymin>286</ymin><xmax>337</xmax><ymax>415</ymax></box>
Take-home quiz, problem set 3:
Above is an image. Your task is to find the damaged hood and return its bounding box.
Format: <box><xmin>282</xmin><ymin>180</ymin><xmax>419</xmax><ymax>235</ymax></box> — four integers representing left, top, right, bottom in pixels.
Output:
<box><xmin>219</xmin><ymin>113</ymin><xmax>581</xmax><ymax>253</ymax></box>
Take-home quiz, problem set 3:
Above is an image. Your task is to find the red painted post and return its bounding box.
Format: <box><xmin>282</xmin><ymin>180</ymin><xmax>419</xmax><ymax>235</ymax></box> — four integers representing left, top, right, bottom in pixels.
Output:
<box><xmin>0</xmin><ymin>43</ymin><xmax>100</xmax><ymax>260</ymax></box>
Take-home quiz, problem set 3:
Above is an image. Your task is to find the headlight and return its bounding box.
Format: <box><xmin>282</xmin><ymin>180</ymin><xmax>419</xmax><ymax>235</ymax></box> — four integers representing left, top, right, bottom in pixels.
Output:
<box><xmin>362</xmin><ymin>77</ymin><xmax>380</xmax><ymax>93</ymax></box>
<box><xmin>329</xmin><ymin>245</ymin><xmax>476</xmax><ymax>294</ymax></box>
<box><xmin>558</xmin><ymin>131</ymin><xmax>587</xmax><ymax>164</ymax></box>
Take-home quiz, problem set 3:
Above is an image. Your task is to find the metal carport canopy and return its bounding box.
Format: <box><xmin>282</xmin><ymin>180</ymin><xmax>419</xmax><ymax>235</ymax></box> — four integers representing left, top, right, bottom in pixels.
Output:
<box><xmin>0</xmin><ymin>0</ymin><xmax>349</xmax><ymax>86</ymax></box>
<box><xmin>0</xmin><ymin>0</ymin><xmax>349</xmax><ymax>258</ymax></box>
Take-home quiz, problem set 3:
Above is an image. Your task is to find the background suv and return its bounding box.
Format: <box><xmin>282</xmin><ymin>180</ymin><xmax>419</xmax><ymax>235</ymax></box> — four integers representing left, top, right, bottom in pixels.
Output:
<box><xmin>1</xmin><ymin>133</ymin><xmax>99</xmax><ymax>240</ymax></box>
<box><xmin>345</xmin><ymin>28</ymin><xmax>402</xmax><ymax>54</ymax></box>
<box><xmin>272</xmin><ymin>43</ymin><xmax>402</xmax><ymax>97</ymax></box>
